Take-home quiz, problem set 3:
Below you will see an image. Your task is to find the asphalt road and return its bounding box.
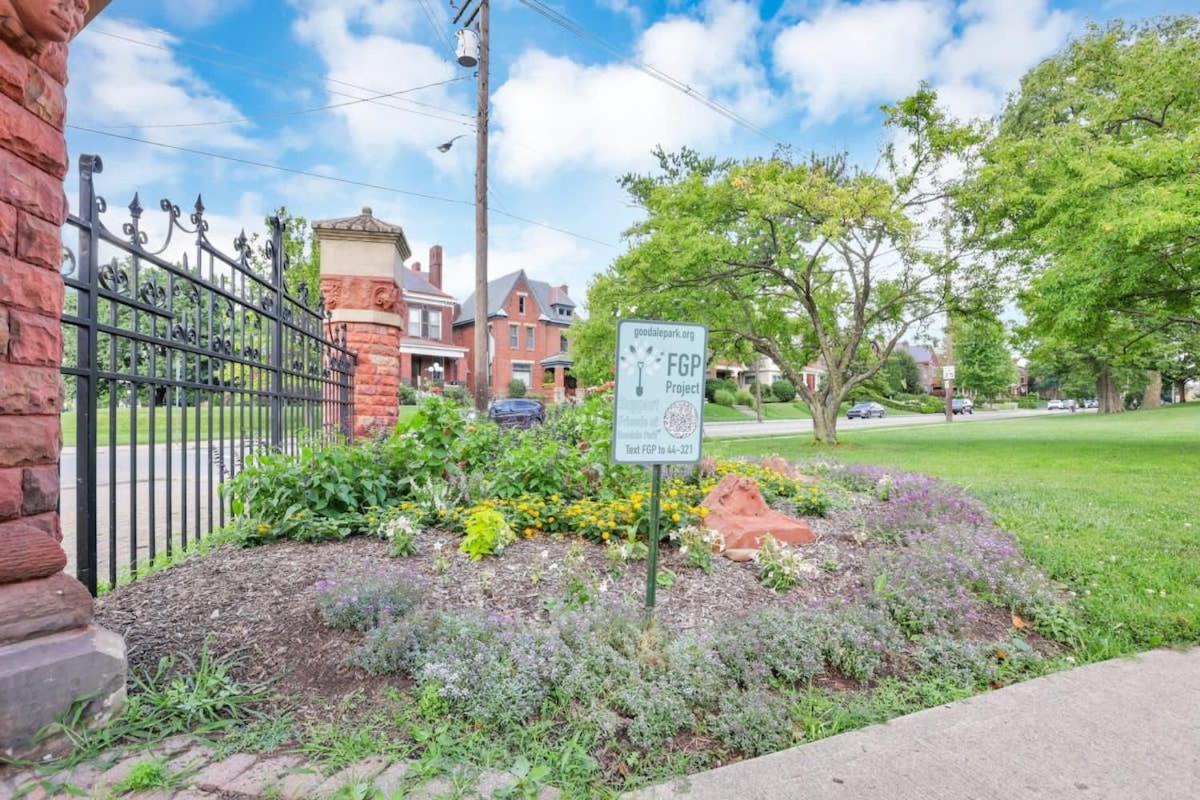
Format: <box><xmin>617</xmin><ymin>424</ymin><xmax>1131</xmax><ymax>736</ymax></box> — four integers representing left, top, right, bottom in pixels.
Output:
<box><xmin>703</xmin><ymin>407</ymin><xmax>1089</xmax><ymax>439</ymax></box>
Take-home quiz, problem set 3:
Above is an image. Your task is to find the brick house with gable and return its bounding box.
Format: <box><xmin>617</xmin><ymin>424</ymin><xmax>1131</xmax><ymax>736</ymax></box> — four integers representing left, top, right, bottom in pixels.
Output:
<box><xmin>400</xmin><ymin>246</ymin><xmax>468</xmax><ymax>389</ymax></box>
<box><xmin>453</xmin><ymin>270</ymin><xmax>577</xmax><ymax>399</ymax></box>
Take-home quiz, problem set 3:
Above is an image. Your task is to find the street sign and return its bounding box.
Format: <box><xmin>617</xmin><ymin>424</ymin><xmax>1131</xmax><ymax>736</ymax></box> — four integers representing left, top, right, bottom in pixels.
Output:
<box><xmin>611</xmin><ymin>319</ymin><xmax>708</xmax><ymax>616</ymax></box>
<box><xmin>942</xmin><ymin>365</ymin><xmax>956</xmax><ymax>381</ymax></box>
<box><xmin>612</xmin><ymin>319</ymin><xmax>708</xmax><ymax>465</ymax></box>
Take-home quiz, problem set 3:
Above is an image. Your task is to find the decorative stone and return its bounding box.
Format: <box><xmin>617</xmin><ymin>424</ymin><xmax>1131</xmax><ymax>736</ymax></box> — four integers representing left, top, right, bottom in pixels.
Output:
<box><xmin>5</xmin><ymin>307</ymin><xmax>60</xmax><ymax>365</ymax></box>
<box><xmin>700</xmin><ymin>473</ymin><xmax>816</xmax><ymax>551</ymax></box>
<box><xmin>759</xmin><ymin>456</ymin><xmax>809</xmax><ymax>481</ymax></box>
<box><xmin>222</xmin><ymin>754</ymin><xmax>304</xmax><ymax>796</ymax></box>
<box><xmin>0</xmin><ymin>571</ymin><xmax>92</xmax><ymax>644</ymax></box>
<box><xmin>0</xmin><ymin>518</ymin><xmax>65</xmax><ymax>582</ymax></box>
<box><xmin>314</xmin><ymin>755</ymin><xmax>389</xmax><ymax>796</ymax></box>
<box><xmin>723</xmin><ymin>548</ymin><xmax>757</xmax><ymax>562</ymax></box>
<box><xmin>374</xmin><ymin>761</ymin><xmax>413</xmax><ymax>795</ymax></box>
<box><xmin>0</xmin><ymin>253</ymin><xmax>65</xmax><ymax>314</ymax></box>
<box><xmin>20</xmin><ymin>463</ymin><xmax>57</xmax><ymax>514</ymax></box>
<box><xmin>0</xmin><ymin>415</ymin><xmax>59</xmax><ymax>466</ymax></box>
<box><xmin>0</xmin><ymin>362</ymin><xmax>59</xmax><ymax>414</ymax></box>
<box><xmin>0</xmin><ymin>201</ymin><xmax>14</xmax><ymax>254</ymax></box>
<box><xmin>0</xmin><ymin>91</ymin><xmax>67</xmax><ymax>177</ymax></box>
<box><xmin>0</xmin><ymin>148</ymin><xmax>65</xmax><ymax>225</ymax></box>
<box><xmin>0</xmin><ymin>466</ymin><xmax>20</xmax><ymax>519</ymax></box>
<box><xmin>0</xmin><ymin>626</ymin><xmax>126</xmax><ymax>760</ymax></box>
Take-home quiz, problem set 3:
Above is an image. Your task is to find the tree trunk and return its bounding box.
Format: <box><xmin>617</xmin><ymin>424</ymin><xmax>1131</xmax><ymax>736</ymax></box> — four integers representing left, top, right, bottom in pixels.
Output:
<box><xmin>1142</xmin><ymin>370</ymin><xmax>1162</xmax><ymax>409</ymax></box>
<box><xmin>754</xmin><ymin>378</ymin><xmax>763</xmax><ymax>423</ymax></box>
<box><xmin>1175</xmin><ymin>379</ymin><xmax>1187</xmax><ymax>403</ymax></box>
<box><xmin>1096</xmin><ymin>365</ymin><xmax>1124</xmax><ymax>414</ymax></box>
<box><xmin>811</xmin><ymin>397</ymin><xmax>840</xmax><ymax>445</ymax></box>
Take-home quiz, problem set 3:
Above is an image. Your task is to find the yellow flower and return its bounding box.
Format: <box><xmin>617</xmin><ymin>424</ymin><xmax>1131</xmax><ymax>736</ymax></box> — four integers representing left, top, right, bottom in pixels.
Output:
<box><xmin>256</xmin><ymin>523</ymin><xmax>269</xmax><ymax>534</ymax></box>
<box><xmin>668</xmin><ymin>488</ymin><xmax>679</xmax><ymax>497</ymax></box>
<box><xmin>671</xmin><ymin>513</ymin><xmax>681</xmax><ymax>523</ymax></box>
<box><xmin>601</xmin><ymin>531</ymin><xmax>610</xmax><ymax>541</ymax></box>
<box><xmin>699</xmin><ymin>507</ymin><xmax>710</xmax><ymax>518</ymax></box>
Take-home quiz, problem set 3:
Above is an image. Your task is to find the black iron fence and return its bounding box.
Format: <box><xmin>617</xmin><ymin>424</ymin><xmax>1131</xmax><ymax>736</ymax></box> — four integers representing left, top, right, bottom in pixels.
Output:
<box><xmin>60</xmin><ymin>154</ymin><xmax>356</xmax><ymax>595</ymax></box>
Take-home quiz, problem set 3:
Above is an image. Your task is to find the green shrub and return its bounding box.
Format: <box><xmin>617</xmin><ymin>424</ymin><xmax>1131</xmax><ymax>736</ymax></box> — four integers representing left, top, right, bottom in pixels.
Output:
<box><xmin>460</xmin><ymin>507</ymin><xmax>516</xmax><ymax>560</ymax></box>
<box><xmin>709</xmin><ymin>690</ymin><xmax>793</xmax><ymax>757</ymax></box>
<box><xmin>444</xmin><ymin>384</ymin><xmax>469</xmax><ymax>405</ymax></box>
<box><xmin>398</xmin><ymin>383</ymin><xmax>417</xmax><ymax>405</ymax></box>
<box><xmin>713</xmin><ymin>389</ymin><xmax>735</xmax><ymax>407</ymax></box>
<box><xmin>507</xmin><ymin>379</ymin><xmax>527</xmax><ymax>398</ymax></box>
<box><xmin>1017</xmin><ymin>395</ymin><xmax>1040</xmax><ymax>409</ymax></box>
<box><xmin>756</xmin><ymin>535</ymin><xmax>814</xmax><ymax>592</ymax></box>
<box><xmin>734</xmin><ymin>389</ymin><xmax>756</xmax><ymax>407</ymax></box>
<box><xmin>315</xmin><ymin>575</ymin><xmax>425</xmax><ymax>631</ymax></box>
<box><xmin>771</xmin><ymin>379</ymin><xmax>796</xmax><ymax>402</ymax></box>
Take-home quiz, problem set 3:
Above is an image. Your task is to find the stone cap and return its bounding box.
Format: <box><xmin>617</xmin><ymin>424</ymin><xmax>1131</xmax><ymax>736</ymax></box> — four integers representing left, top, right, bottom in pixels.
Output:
<box><xmin>312</xmin><ymin>207</ymin><xmax>412</xmax><ymax>260</ymax></box>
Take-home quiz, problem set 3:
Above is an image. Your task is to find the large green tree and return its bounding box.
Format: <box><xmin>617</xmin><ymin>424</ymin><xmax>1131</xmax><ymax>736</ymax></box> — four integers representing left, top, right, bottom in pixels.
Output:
<box><xmin>573</xmin><ymin>89</ymin><xmax>997</xmax><ymax>444</ymax></box>
<box><xmin>954</xmin><ymin>314</ymin><xmax>1017</xmax><ymax>401</ymax></box>
<box><xmin>972</xmin><ymin>18</ymin><xmax>1200</xmax><ymax>411</ymax></box>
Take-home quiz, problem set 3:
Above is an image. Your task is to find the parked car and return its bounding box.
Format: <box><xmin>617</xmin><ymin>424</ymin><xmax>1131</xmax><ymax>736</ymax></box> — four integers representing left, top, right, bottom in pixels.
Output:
<box><xmin>1047</xmin><ymin>399</ymin><xmax>1064</xmax><ymax>410</ymax></box>
<box><xmin>847</xmin><ymin>401</ymin><xmax>886</xmax><ymax>419</ymax></box>
<box><xmin>951</xmin><ymin>398</ymin><xmax>974</xmax><ymax>415</ymax></box>
<box><xmin>488</xmin><ymin>398</ymin><xmax>546</xmax><ymax>428</ymax></box>
<box><xmin>1085</xmin><ymin>399</ymin><xmax>1098</xmax><ymax>409</ymax></box>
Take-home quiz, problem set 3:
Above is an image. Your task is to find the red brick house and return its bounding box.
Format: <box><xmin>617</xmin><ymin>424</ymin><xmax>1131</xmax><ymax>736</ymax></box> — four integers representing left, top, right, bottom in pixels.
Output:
<box><xmin>399</xmin><ymin>246</ymin><xmax>468</xmax><ymax>389</ymax></box>
<box><xmin>453</xmin><ymin>270</ymin><xmax>577</xmax><ymax>399</ymax></box>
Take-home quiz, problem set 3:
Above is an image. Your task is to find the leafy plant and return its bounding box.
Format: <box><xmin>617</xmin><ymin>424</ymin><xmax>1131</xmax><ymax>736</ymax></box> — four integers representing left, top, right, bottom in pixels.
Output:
<box><xmin>460</xmin><ymin>507</ymin><xmax>515</xmax><ymax>560</ymax></box>
<box><xmin>507</xmin><ymin>379</ymin><xmax>527</xmax><ymax>398</ymax></box>
<box><xmin>111</xmin><ymin>758</ymin><xmax>178</xmax><ymax>794</ymax></box>
<box><xmin>771</xmin><ymin>379</ymin><xmax>796</xmax><ymax>402</ymax></box>
<box><xmin>373</xmin><ymin>510</ymin><xmax>419</xmax><ymax>557</ymax></box>
<box><xmin>755</xmin><ymin>535</ymin><xmax>814</xmax><ymax>592</ymax></box>
<box><xmin>671</xmin><ymin>524</ymin><xmax>722</xmax><ymax>573</ymax></box>
<box><xmin>315</xmin><ymin>574</ymin><xmax>425</xmax><ymax>631</ymax></box>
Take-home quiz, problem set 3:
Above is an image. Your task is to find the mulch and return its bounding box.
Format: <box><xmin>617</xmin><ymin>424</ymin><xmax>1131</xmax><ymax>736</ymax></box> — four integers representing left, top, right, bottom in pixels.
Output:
<box><xmin>94</xmin><ymin>492</ymin><xmax>1045</xmax><ymax>720</ymax></box>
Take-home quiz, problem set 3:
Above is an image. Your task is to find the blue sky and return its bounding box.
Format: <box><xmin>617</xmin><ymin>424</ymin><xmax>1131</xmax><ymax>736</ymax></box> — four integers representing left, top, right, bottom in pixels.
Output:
<box><xmin>66</xmin><ymin>0</ymin><xmax>1194</xmax><ymax>305</ymax></box>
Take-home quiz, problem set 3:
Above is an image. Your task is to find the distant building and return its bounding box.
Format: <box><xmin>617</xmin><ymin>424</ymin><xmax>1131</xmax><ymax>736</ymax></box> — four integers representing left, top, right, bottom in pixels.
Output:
<box><xmin>399</xmin><ymin>246</ymin><xmax>469</xmax><ymax>389</ymax></box>
<box><xmin>453</xmin><ymin>270</ymin><xmax>578</xmax><ymax>400</ymax></box>
<box><xmin>710</xmin><ymin>355</ymin><xmax>827</xmax><ymax>393</ymax></box>
<box><xmin>898</xmin><ymin>342</ymin><xmax>941</xmax><ymax>393</ymax></box>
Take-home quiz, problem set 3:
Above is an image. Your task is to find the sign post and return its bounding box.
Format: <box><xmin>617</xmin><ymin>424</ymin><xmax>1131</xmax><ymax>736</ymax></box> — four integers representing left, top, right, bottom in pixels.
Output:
<box><xmin>612</xmin><ymin>319</ymin><xmax>708</xmax><ymax>615</ymax></box>
<box><xmin>942</xmin><ymin>365</ymin><xmax>956</xmax><ymax>423</ymax></box>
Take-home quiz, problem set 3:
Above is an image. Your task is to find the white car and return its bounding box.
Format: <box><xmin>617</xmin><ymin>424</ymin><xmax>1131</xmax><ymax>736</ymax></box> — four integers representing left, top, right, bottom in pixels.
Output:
<box><xmin>1047</xmin><ymin>399</ymin><xmax>1064</xmax><ymax>410</ymax></box>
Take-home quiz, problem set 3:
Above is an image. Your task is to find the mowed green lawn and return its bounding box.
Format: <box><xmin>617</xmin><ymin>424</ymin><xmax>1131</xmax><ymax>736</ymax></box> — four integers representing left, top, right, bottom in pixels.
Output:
<box><xmin>709</xmin><ymin>404</ymin><xmax>1200</xmax><ymax>660</ymax></box>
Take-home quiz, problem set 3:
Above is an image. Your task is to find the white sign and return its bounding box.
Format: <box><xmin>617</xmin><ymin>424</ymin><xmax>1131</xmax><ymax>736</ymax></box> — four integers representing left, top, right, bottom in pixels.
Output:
<box><xmin>612</xmin><ymin>319</ymin><xmax>708</xmax><ymax>464</ymax></box>
<box><xmin>942</xmin><ymin>365</ymin><xmax>956</xmax><ymax>381</ymax></box>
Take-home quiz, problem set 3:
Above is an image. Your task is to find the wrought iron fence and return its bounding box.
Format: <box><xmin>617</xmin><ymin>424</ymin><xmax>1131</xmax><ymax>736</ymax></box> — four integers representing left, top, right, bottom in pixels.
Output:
<box><xmin>60</xmin><ymin>154</ymin><xmax>356</xmax><ymax>596</ymax></box>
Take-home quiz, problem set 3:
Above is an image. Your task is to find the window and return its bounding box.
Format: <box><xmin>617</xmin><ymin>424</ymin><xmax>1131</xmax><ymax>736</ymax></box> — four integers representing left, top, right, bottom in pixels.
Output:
<box><xmin>426</xmin><ymin>310</ymin><xmax>442</xmax><ymax>340</ymax></box>
<box><xmin>509</xmin><ymin>324</ymin><xmax>519</xmax><ymax>348</ymax></box>
<box><xmin>518</xmin><ymin>294</ymin><xmax>527</xmax><ymax>315</ymax></box>
<box><xmin>512</xmin><ymin>363</ymin><xmax>532</xmax><ymax>387</ymax></box>
<box><xmin>526</xmin><ymin>325</ymin><xmax>535</xmax><ymax>351</ymax></box>
<box><xmin>560</xmin><ymin>334</ymin><xmax>568</xmax><ymax>352</ymax></box>
<box><xmin>408</xmin><ymin>307</ymin><xmax>441</xmax><ymax>339</ymax></box>
<box><xmin>408</xmin><ymin>307</ymin><xmax>422</xmax><ymax>338</ymax></box>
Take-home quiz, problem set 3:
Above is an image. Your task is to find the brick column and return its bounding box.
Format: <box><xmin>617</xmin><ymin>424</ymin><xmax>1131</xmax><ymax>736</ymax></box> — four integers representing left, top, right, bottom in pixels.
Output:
<box><xmin>0</xmin><ymin>3</ymin><xmax>127</xmax><ymax>759</ymax></box>
<box><xmin>313</xmin><ymin>208</ymin><xmax>410</xmax><ymax>438</ymax></box>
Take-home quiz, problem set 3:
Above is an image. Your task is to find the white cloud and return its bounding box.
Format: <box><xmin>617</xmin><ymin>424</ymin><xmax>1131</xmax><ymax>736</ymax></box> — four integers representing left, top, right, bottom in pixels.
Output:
<box><xmin>163</xmin><ymin>0</ymin><xmax>250</xmax><ymax>29</ymax></box>
<box><xmin>598</xmin><ymin>0</ymin><xmax>645</xmax><ymax>28</ymax></box>
<box><xmin>491</xmin><ymin>0</ymin><xmax>775</xmax><ymax>183</ymax></box>
<box><xmin>290</xmin><ymin>0</ymin><xmax>474</xmax><ymax>166</ymax></box>
<box><xmin>773</xmin><ymin>1</ymin><xmax>952</xmax><ymax>121</ymax></box>
<box><xmin>69</xmin><ymin>19</ymin><xmax>257</xmax><ymax>151</ymax></box>
<box><xmin>772</xmin><ymin>0</ymin><xmax>1076</xmax><ymax>122</ymax></box>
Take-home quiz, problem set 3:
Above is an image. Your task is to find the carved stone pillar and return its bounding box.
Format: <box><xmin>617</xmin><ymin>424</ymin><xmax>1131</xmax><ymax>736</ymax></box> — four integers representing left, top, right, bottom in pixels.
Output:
<box><xmin>313</xmin><ymin>208</ymin><xmax>410</xmax><ymax>437</ymax></box>
<box><xmin>0</xmin><ymin>0</ymin><xmax>127</xmax><ymax>759</ymax></box>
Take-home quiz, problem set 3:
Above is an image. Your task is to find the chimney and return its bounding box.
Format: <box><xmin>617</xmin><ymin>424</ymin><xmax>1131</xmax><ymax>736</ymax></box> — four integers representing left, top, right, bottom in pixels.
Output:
<box><xmin>412</xmin><ymin>261</ymin><xmax>421</xmax><ymax>273</ymax></box>
<box><xmin>429</xmin><ymin>245</ymin><xmax>444</xmax><ymax>289</ymax></box>
<box><xmin>559</xmin><ymin>283</ymin><xmax>569</xmax><ymax>297</ymax></box>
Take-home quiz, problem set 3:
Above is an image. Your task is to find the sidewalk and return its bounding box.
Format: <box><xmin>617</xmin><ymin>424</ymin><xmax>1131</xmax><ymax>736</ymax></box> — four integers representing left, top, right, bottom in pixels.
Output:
<box><xmin>629</xmin><ymin>648</ymin><xmax>1200</xmax><ymax>799</ymax></box>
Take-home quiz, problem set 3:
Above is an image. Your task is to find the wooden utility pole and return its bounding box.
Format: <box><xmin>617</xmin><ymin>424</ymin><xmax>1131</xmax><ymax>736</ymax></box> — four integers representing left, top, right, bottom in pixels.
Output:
<box><xmin>943</xmin><ymin>319</ymin><xmax>955</xmax><ymax>423</ymax></box>
<box><xmin>472</xmin><ymin>0</ymin><xmax>490</xmax><ymax>412</ymax></box>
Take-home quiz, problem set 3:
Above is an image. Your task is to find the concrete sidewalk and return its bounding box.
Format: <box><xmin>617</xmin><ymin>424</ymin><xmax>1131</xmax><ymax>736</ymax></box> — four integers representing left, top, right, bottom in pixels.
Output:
<box><xmin>630</xmin><ymin>648</ymin><xmax>1200</xmax><ymax>800</ymax></box>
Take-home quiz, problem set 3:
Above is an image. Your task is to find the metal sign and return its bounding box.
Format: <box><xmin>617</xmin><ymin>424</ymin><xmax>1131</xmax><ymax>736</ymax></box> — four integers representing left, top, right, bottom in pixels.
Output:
<box><xmin>612</xmin><ymin>319</ymin><xmax>708</xmax><ymax>465</ymax></box>
<box><xmin>942</xmin><ymin>365</ymin><xmax>956</xmax><ymax>381</ymax></box>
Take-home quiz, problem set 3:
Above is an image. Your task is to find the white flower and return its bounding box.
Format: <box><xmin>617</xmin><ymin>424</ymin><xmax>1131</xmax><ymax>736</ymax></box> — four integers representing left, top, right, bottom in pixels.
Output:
<box><xmin>540</xmin><ymin>550</ymin><xmax>549</xmax><ymax>560</ymax></box>
<box><xmin>433</xmin><ymin>541</ymin><xmax>444</xmax><ymax>552</ymax></box>
<box><xmin>680</xmin><ymin>545</ymin><xmax>689</xmax><ymax>556</ymax></box>
<box><xmin>599</xmin><ymin>579</ymin><xmax>609</xmax><ymax>594</ymax></box>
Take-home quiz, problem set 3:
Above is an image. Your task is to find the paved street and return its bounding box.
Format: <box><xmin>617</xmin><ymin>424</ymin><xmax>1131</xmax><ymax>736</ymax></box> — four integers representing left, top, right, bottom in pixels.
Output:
<box><xmin>704</xmin><ymin>407</ymin><xmax>1088</xmax><ymax>439</ymax></box>
<box><xmin>631</xmin><ymin>647</ymin><xmax>1200</xmax><ymax>799</ymax></box>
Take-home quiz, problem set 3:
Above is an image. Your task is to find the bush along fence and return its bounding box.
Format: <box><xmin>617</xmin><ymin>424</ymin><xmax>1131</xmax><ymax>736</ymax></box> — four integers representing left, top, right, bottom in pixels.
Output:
<box><xmin>61</xmin><ymin>155</ymin><xmax>356</xmax><ymax>595</ymax></box>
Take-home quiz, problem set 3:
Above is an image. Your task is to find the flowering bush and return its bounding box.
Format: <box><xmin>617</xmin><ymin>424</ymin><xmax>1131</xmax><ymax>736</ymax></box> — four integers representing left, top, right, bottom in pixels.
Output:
<box><xmin>755</xmin><ymin>535</ymin><xmax>816</xmax><ymax>592</ymax></box>
<box><xmin>709</xmin><ymin>690</ymin><xmax>794</xmax><ymax>757</ymax></box>
<box><xmin>460</xmin><ymin>507</ymin><xmax>515</xmax><ymax>560</ymax></box>
<box><xmin>670</xmin><ymin>525</ymin><xmax>723</xmax><ymax>573</ymax></box>
<box><xmin>371</xmin><ymin>509</ymin><xmax>418</xmax><ymax>557</ymax></box>
<box><xmin>314</xmin><ymin>574</ymin><xmax>424</xmax><ymax>631</ymax></box>
<box><xmin>913</xmin><ymin>636</ymin><xmax>1043</xmax><ymax>688</ymax></box>
<box><xmin>817</xmin><ymin>603</ymin><xmax>904</xmax><ymax>683</ymax></box>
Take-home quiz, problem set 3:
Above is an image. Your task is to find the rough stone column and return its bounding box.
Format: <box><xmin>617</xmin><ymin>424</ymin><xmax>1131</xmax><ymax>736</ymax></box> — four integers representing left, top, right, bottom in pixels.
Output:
<box><xmin>313</xmin><ymin>208</ymin><xmax>411</xmax><ymax>438</ymax></box>
<box><xmin>0</xmin><ymin>1</ymin><xmax>127</xmax><ymax>759</ymax></box>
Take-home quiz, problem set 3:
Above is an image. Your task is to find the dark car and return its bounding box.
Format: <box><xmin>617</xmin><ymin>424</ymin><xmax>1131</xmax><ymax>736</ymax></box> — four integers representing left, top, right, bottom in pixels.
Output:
<box><xmin>488</xmin><ymin>398</ymin><xmax>546</xmax><ymax>428</ymax></box>
<box><xmin>847</xmin><ymin>401</ymin><xmax>886</xmax><ymax>419</ymax></box>
<box><xmin>952</xmin><ymin>398</ymin><xmax>974</xmax><ymax>415</ymax></box>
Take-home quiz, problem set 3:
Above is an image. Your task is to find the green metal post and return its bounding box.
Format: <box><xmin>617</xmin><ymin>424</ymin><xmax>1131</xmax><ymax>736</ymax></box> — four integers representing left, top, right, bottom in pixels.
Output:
<box><xmin>645</xmin><ymin>463</ymin><xmax>663</xmax><ymax>614</ymax></box>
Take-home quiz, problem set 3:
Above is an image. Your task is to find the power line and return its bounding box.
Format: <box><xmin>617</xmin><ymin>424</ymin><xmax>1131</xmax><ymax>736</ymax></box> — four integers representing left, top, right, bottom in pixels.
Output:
<box><xmin>90</xmin><ymin>29</ymin><xmax>476</xmax><ymax>123</ymax></box>
<box><xmin>416</xmin><ymin>0</ymin><xmax>457</xmax><ymax>58</ymax></box>
<box><xmin>66</xmin><ymin>125</ymin><xmax>618</xmax><ymax>250</ymax></box>
<box><xmin>90</xmin><ymin>77</ymin><xmax>474</xmax><ymax>131</ymax></box>
<box><xmin>515</xmin><ymin>0</ymin><xmax>777</xmax><ymax>143</ymax></box>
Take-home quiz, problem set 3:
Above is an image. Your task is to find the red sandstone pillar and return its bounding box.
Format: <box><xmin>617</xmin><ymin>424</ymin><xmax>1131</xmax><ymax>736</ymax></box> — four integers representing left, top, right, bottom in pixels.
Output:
<box><xmin>313</xmin><ymin>208</ymin><xmax>409</xmax><ymax>437</ymax></box>
<box><xmin>0</xmin><ymin>2</ymin><xmax>127</xmax><ymax>759</ymax></box>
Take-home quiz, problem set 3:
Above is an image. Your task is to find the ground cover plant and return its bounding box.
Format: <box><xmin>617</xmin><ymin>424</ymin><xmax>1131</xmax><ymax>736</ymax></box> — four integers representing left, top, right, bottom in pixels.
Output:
<box><xmin>711</xmin><ymin>404</ymin><xmax>1200</xmax><ymax>659</ymax></box>
<box><xmin>84</xmin><ymin>397</ymin><xmax>1074</xmax><ymax>796</ymax></box>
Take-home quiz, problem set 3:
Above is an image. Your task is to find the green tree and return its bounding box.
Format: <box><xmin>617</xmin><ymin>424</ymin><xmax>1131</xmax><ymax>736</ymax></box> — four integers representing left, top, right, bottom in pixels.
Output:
<box><xmin>879</xmin><ymin>350</ymin><xmax>921</xmax><ymax>395</ymax></box>
<box><xmin>954</xmin><ymin>315</ymin><xmax>1017</xmax><ymax>401</ymax></box>
<box><xmin>971</xmin><ymin>18</ymin><xmax>1200</xmax><ymax>411</ymax></box>
<box><xmin>574</xmin><ymin>89</ymin><xmax>996</xmax><ymax>444</ymax></box>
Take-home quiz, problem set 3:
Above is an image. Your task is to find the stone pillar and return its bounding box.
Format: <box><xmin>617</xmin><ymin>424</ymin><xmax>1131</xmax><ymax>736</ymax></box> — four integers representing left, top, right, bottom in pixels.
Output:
<box><xmin>313</xmin><ymin>208</ymin><xmax>411</xmax><ymax>438</ymax></box>
<box><xmin>0</xmin><ymin>0</ymin><xmax>127</xmax><ymax>759</ymax></box>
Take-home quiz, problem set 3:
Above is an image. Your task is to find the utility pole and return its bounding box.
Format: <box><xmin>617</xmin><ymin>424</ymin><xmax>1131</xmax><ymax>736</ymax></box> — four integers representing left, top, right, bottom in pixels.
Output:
<box><xmin>453</xmin><ymin>0</ymin><xmax>490</xmax><ymax>412</ymax></box>
<box><xmin>943</xmin><ymin>316</ymin><xmax>955</xmax><ymax>423</ymax></box>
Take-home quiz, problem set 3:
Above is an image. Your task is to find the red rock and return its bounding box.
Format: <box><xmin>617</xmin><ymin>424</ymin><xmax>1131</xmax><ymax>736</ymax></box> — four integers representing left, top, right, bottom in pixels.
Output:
<box><xmin>16</xmin><ymin>209</ymin><xmax>62</xmax><ymax>270</ymax></box>
<box><xmin>0</xmin><ymin>148</ymin><xmax>65</xmax><ymax>224</ymax></box>
<box><xmin>759</xmin><ymin>456</ymin><xmax>799</xmax><ymax>480</ymax></box>
<box><xmin>23</xmin><ymin>510</ymin><xmax>61</xmax><ymax>541</ymax></box>
<box><xmin>0</xmin><ymin>467</ymin><xmax>21</xmax><ymax>519</ymax></box>
<box><xmin>6</xmin><ymin>307</ymin><xmax>60</xmax><ymax>365</ymax></box>
<box><xmin>0</xmin><ymin>572</ymin><xmax>93</xmax><ymax>645</ymax></box>
<box><xmin>0</xmin><ymin>415</ymin><xmax>59</xmax><ymax>467</ymax></box>
<box><xmin>0</xmin><ymin>362</ymin><xmax>60</xmax><ymax>414</ymax></box>
<box><xmin>22</xmin><ymin>464</ymin><xmax>57</xmax><ymax>515</ymax></box>
<box><xmin>0</xmin><ymin>41</ymin><xmax>26</xmax><ymax>104</ymax></box>
<box><xmin>701</xmin><ymin>473</ymin><xmax>815</xmax><ymax>551</ymax></box>
<box><xmin>0</xmin><ymin>253</ymin><xmax>64</xmax><ymax>313</ymax></box>
<box><xmin>0</xmin><ymin>201</ymin><xmax>15</xmax><ymax>254</ymax></box>
<box><xmin>0</xmin><ymin>518</ymin><xmax>65</xmax><ymax>583</ymax></box>
<box><xmin>0</xmin><ymin>93</ymin><xmax>67</xmax><ymax>177</ymax></box>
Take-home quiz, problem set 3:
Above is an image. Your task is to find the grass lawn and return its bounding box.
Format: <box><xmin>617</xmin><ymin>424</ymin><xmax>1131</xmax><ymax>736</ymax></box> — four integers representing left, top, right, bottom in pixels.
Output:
<box><xmin>709</xmin><ymin>404</ymin><xmax>1200</xmax><ymax>660</ymax></box>
<box><xmin>703</xmin><ymin>402</ymin><xmax>751</xmax><ymax>422</ymax></box>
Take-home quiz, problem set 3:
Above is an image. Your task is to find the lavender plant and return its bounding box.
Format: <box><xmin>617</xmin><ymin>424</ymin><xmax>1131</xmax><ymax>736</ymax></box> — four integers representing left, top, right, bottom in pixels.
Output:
<box><xmin>314</xmin><ymin>573</ymin><xmax>425</xmax><ymax>632</ymax></box>
<box><xmin>708</xmin><ymin>690</ymin><xmax>794</xmax><ymax>757</ymax></box>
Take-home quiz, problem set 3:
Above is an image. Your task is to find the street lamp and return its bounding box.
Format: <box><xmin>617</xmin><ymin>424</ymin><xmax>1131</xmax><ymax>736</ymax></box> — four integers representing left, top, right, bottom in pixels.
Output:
<box><xmin>437</xmin><ymin>134</ymin><xmax>467</xmax><ymax>153</ymax></box>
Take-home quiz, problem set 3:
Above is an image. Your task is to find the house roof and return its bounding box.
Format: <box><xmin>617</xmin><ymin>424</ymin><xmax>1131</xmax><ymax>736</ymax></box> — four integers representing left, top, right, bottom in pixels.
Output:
<box><xmin>454</xmin><ymin>269</ymin><xmax>577</xmax><ymax>326</ymax></box>
<box><xmin>906</xmin><ymin>344</ymin><xmax>938</xmax><ymax>365</ymax></box>
<box><xmin>311</xmin><ymin>207</ymin><xmax>412</xmax><ymax>259</ymax></box>
<box><xmin>401</xmin><ymin>268</ymin><xmax>452</xmax><ymax>298</ymax></box>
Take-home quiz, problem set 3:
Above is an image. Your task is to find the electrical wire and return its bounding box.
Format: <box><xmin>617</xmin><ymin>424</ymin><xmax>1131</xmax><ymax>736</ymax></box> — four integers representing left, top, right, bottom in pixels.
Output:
<box><xmin>89</xmin><ymin>77</ymin><xmax>474</xmax><ymax>131</ymax></box>
<box><xmin>515</xmin><ymin>0</ymin><xmax>776</xmax><ymax>143</ymax></box>
<box><xmin>66</xmin><ymin>125</ymin><xmax>618</xmax><ymax>250</ymax></box>
<box><xmin>416</xmin><ymin>0</ymin><xmax>457</xmax><ymax>58</ymax></box>
<box><xmin>89</xmin><ymin>29</ymin><xmax>476</xmax><ymax>123</ymax></box>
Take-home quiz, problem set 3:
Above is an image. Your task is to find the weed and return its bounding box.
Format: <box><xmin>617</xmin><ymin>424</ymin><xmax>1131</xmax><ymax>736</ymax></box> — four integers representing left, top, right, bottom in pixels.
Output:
<box><xmin>111</xmin><ymin>757</ymin><xmax>177</xmax><ymax>794</ymax></box>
